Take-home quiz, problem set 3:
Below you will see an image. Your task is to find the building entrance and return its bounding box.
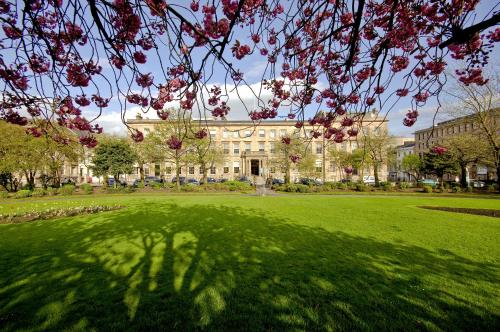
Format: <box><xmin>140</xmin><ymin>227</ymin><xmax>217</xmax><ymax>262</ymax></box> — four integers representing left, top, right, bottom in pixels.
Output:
<box><xmin>251</xmin><ymin>159</ymin><xmax>260</xmax><ymax>176</ymax></box>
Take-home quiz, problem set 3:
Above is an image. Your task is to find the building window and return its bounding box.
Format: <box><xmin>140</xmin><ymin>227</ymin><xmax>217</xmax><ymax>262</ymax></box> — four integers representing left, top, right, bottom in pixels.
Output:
<box><xmin>233</xmin><ymin>143</ymin><xmax>240</xmax><ymax>155</ymax></box>
<box><xmin>233</xmin><ymin>131</ymin><xmax>239</xmax><ymax>138</ymax></box>
<box><xmin>155</xmin><ymin>163</ymin><xmax>160</xmax><ymax>176</ymax></box>
<box><xmin>144</xmin><ymin>167</ymin><xmax>150</xmax><ymax>176</ymax></box>
<box><xmin>199</xmin><ymin>166</ymin><xmax>204</xmax><ymax>174</ymax></box>
<box><xmin>351</xmin><ymin>142</ymin><xmax>358</xmax><ymax>150</ymax></box>
<box><xmin>245</xmin><ymin>142</ymin><xmax>251</xmax><ymax>152</ymax></box>
<box><xmin>223</xmin><ymin>130</ymin><xmax>229</xmax><ymax>138</ymax></box>
<box><xmin>189</xmin><ymin>166</ymin><xmax>195</xmax><ymax>175</ymax></box>
<box><xmin>223</xmin><ymin>142</ymin><xmax>229</xmax><ymax>154</ymax></box>
<box><xmin>259</xmin><ymin>129</ymin><xmax>265</xmax><ymax>138</ymax></box>
<box><xmin>280</xmin><ymin>129</ymin><xmax>287</xmax><ymax>137</ymax></box>
<box><xmin>259</xmin><ymin>142</ymin><xmax>265</xmax><ymax>152</ymax></box>
<box><xmin>270</xmin><ymin>167</ymin><xmax>276</xmax><ymax>173</ymax></box>
<box><xmin>270</xmin><ymin>129</ymin><xmax>276</xmax><ymax>139</ymax></box>
<box><xmin>329</xmin><ymin>162</ymin><xmax>336</xmax><ymax>172</ymax></box>
<box><xmin>210</xmin><ymin>166</ymin><xmax>216</xmax><ymax>174</ymax></box>
<box><xmin>270</xmin><ymin>142</ymin><xmax>275</xmax><ymax>154</ymax></box>
<box><xmin>315</xmin><ymin>161</ymin><xmax>322</xmax><ymax>173</ymax></box>
<box><xmin>223</xmin><ymin>166</ymin><xmax>229</xmax><ymax>173</ymax></box>
<box><xmin>210</xmin><ymin>130</ymin><xmax>216</xmax><ymax>138</ymax></box>
<box><xmin>316</xmin><ymin>143</ymin><xmax>322</xmax><ymax>154</ymax></box>
<box><xmin>233</xmin><ymin>161</ymin><xmax>240</xmax><ymax>174</ymax></box>
<box><xmin>244</xmin><ymin>130</ymin><xmax>251</xmax><ymax>137</ymax></box>
<box><xmin>166</xmin><ymin>166</ymin><xmax>172</xmax><ymax>174</ymax></box>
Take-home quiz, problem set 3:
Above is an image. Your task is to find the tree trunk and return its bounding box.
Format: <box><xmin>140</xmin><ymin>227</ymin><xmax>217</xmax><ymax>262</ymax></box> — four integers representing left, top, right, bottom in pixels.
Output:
<box><xmin>496</xmin><ymin>164</ymin><xmax>500</xmax><ymax>193</ymax></box>
<box><xmin>175</xmin><ymin>157</ymin><xmax>181</xmax><ymax>192</ymax></box>
<box><xmin>139</xmin><ymin>163</ymin><xmax>145</xmax><ymax>184</ymax></box>
<box><xmin>114</xmin><ymin>174</ymin><xmax>119</xmax><ymax>188</ymax></box>
<box><xmin>374</xmin><ymin>163</ymin><xmax>379</xmax><ymax>186</ymax></box>
<box><xmin>202</xmin><ymin>163</ymin><xmax>208</xmax><ymax>186</ymax></box>
<box><xmin>460</xmin><ymin>163</ymin><xmax>468</xmax><ymax>188</ymax></box>
<box><xmin>322</xmin><ymin>136</ymin><xmax>326</xmax><ymax>184</ymax></box>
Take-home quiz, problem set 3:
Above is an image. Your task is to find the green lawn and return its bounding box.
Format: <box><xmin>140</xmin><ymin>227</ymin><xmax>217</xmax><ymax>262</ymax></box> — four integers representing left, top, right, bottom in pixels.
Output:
<box><xmin>0</xmin><ymin>194</ymin><xmax>499</xmax><ymax>331</ymax></box>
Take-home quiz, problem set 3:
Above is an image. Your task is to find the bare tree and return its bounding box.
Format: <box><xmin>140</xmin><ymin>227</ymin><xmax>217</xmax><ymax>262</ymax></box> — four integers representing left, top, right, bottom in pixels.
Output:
<box><xmin>445</xmin><ymin>73</ymin><xmax>500</xmax><ymax>190</ymax></box>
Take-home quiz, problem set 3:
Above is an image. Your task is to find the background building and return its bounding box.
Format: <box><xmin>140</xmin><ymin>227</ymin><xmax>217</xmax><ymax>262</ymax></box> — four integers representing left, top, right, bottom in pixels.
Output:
<box><xmin>126</xmin><ymin>112</ymin><xmax>390</xmax><ymax>183</ymax></box>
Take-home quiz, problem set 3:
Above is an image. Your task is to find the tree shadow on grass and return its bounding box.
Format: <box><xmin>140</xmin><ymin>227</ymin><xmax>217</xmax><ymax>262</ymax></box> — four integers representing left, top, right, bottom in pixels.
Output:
<box><xmin>0</xmin><ymin>203</ymin><xmax>499</xmax><ymax>331</ymax></box>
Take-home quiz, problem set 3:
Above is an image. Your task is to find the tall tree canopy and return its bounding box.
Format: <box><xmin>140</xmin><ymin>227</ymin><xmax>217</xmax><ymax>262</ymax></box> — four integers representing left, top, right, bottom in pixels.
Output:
<box><xmin>0</xmin><ymin>0</ymin><xmax>498</xmax><ymax>147</ymax></box>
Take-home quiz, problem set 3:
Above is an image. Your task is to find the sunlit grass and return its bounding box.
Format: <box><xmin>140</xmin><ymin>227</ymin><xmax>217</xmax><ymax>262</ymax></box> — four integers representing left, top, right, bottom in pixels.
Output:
<box><xmin>0</xmin><ymin>194</ymin><xmax>499</xmax><ymax>331</ymax></box>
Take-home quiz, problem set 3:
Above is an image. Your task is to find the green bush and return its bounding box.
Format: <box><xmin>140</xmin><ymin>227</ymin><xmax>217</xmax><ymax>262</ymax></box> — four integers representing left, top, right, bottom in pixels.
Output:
<box><xmin>46</xmin><ymin>187</ymin><xmax>58</xmax><ymax>196</ymax></box>
<box><xmin>382</xmin><ymin>183</ymin><xmax>393</xmax><ymax>192</ymax></box>
<box><xmin>452</xmin><ymin>186</ymin><xmax>461</xmax><ymax>193</ymax></box>
<box><xmin>0</xmin><ymin>191</ymin><xmax>9</xmax><ymax>199</ymax></box>
<box><xmin>136</xmin><ymin>182</ymin><xmax>145</xmax><ymax>189</ymax></box>
<box><xmin>295</xmin><ymin>184</ymin><xmax>310</xmax><ymax>193</ymax></box>
<box><xmin>466</xmin><ymin>186</ymin><xmax>473</xmax><ymax>193</ymax></box>
<box><xmin>487</xmin><ymin>184</ymin><xmax>497</xmax><ymax>192</ymax></box>
<box><xmin>15</xmin><ymin>190</ymin><xmax>32</xmax><ymax>199</ymax></box>
<box><xmin>224</xmin><ymin>181</ymin><xmax>252</xmax><ymax>192</ymax></box>
<box><xmin>150</xmin><ymin>182</ymin><xmax>163</xmax><ymax>189</ymax></box>
<box><xmin>163</xmin><ymin>182</ymin><xmax>175</xmax><ymax>190</ymax></box>
<box><xmin>32</xmin><ymin>188</ymin><xmax>47</xmax><ymax>197</ymax></box>
<box><xmin>399</xmin><ymin>182</ymin><xmax>409</xmax><ymax>189</ymax></box>
<box><xmin>355</xmin><ymin>183</ymin><xmax>368</xmax><ymax>192</ymax></box>
<box><xmin>335</xmin><ymin>182</ymin><xmax>348</xmax><ymax>190</ymax></box>
<box><xmin>59</xmin><ymin>184</ymin><xmax>75</xmax><ymax>196</ymax></box>
<box><xmin>422</xmin><ymin>185</ymin><xmax>433</xmax><ymax>193</ymax></box>
<box><xmin>80</xmin><ymin>183</ymin><xmax>93</xmax><ymax>194</ymax></box>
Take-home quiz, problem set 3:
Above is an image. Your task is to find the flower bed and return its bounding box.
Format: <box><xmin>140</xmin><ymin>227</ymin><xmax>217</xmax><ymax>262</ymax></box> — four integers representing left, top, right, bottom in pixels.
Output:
<box><xmin>0</xmin><ymin>205</ymin><xmax>123</xmax><ymax>224</ymax></box>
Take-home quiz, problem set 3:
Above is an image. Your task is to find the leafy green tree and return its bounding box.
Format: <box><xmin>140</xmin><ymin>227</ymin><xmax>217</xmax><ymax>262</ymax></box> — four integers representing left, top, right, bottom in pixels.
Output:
<box><xmin>271</xmin><ymin>136</ymin><xmax>308</xmax><ymax>184</ymax></box>
<box><xmin>130</xmin><ymin>135</ymin><xmax>161</xmax><ymax>184</ymax></box>
<box><xmin>401</xmin><ymin>154</ymin><xmax>422</xmax><ymax>182</ymax></box>
<box><xmin>187</xmin><ymin>136</ymin><xmax>224</xmax><ymax>185</ymax></box>
<box><xmin>148</xmin><ymin>109</ymin><xmax>197</xmax><ymax>191</ymax></box>
<box><xmin>421</xmin><ymin>150</ymin><xmax>459</xmax><ymax>189</ymax></box>
<box><xmin>444</xmin><ymin>134</ymin><xmax>489</xmax><ymax>188</ymax></box>
<box><xmin>0</xmin><ymin>120</ymin><xmax>46</xmax><ymax>190</ymax></box>
<box><xmin>359</xmin><ymin>128</ymin><xmax>392</xmax><ymax>186</ymax></box>
<box><xmin>91</xmin><ymin>137</ymin><xmax>136</xmax><ymax>187</ymax></box>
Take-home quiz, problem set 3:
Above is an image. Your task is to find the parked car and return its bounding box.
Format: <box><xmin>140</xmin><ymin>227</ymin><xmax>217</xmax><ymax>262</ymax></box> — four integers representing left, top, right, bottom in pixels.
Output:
<box><xmin>200</xmin><ymin>177</ymin><xmax>217</xmax><ymax>184</ymax></box>
<box><xmin>272</xmin><ymin>178</ymin><xmax>285</xmax><ymax>185</ymax></box>
<box><xmin>418</xmin><ymin>178</ymin><xmax>439</xmax><ymax>188</ymax></box>
<box><xmin>61</xmin><ymin>178</ymin><xmax>75</xmax><ymax>185</ymax></box>
<box><xmin>144</xmin><ymin>176</ymin><xmax>163</xmax><ymax>185</ymax></box>
<box><xmin>363</xmin><ymin>176</ymin><xmax>376</xmax><ymax>185</ymax></box>
<box><xmin>470</xmin><ymin>180</ymin><xmax>485</xmax><ymax>188</ymax></box>
<box><xmin>340</xmin><ymin>178</ymin><xmax>351</xmax><ymax>183</ymax></box>
<box><xmin>218</xmin><ymin>178</ymin><xmax>228</xmax><ymax>183</ymax></box>
<box><xmin>187</xmin><ymin>178</ymin><xmax>200</xmax><ymax>185</ymax></box>
<box><xmin>299</xmin><ymin>178</ymin><xmax>322</xmax><ymax>185</ymax></box>
<box><xmin>171</xmin><ymin>176</ymin><xmax>186</xmax><ymax>185</ymax></box>
<box><xmin>107</xmin><ymin>178</ymin><xmax>126</xmax><ymax>187</ymax></box>
<box><xmin>237</xmin><ymin>176</ymin><xmax>252</xmax><ymax>184</ymax></box>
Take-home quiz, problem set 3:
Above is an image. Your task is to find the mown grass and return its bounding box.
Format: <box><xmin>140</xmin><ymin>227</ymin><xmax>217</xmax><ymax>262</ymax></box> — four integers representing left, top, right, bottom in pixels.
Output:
<box><xmin>0</xmin><ymin>194</ymin><xmax>499</xmax><ymax>331</ymax></box>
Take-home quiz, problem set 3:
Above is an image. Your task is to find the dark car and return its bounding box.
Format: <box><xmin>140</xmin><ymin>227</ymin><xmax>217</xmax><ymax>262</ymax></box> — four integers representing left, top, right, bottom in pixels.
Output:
<box><xmin>145</xmin><ymin>176</ymin><xmax>163</xmax><ymax>185</ymax></box>
<box><xmin>237</xmin><ymin>176</ymin><xmax>253</xmax><ymax>185</ymax></box>
<box><xmin>61</xmin><ymin>178</ymin><xmax>75</xmax><ymax>185</ymax></box>
<box><xmin>171</xmin><ymin>176</ymin><xmax>186</xmax><ymax>185</ymax></box>
<box><xmin>299</xmin><ymin>178</ymin><xmax>316</xmax><ymax>185</ymax></box>
<box><xmin>187</xmin><ymin>178</ymin><xmax>200</xmax><ymax>185</ymax></box>
<box><xmin>272</xmin><ymin>178</ymin><xmax>285</xmax><ymax>185</ymax></box>
<box><xmin>108</xmin><ymin>178</ymin><xmax>126</xmax><ymax>187</ymax></box>
<box><xmin>218</xmin><ymin>178</ymin><xmax>228</xmax><ymax>183</ymax></box>
<box><xmin>200</xmin><ymin>177</ymin><xmax>217</xmax><ymax>184</ymax></box>
<box><xmin>340</xmin><ymin>179</ymin><xmax>351</xmax><ymax>183</ymax></box>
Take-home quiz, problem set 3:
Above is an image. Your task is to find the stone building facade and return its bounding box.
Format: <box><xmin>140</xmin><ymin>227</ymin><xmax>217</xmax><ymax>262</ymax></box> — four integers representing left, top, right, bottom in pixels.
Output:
<box><xmin>414</xmin><ymin>109</ymin><xmax>499</xmax><ymax>181</ymax></box>
<box><xmin>126</xmin><ymin>113</ymin><xmax>390</xmax><ymax>183</ymax></box>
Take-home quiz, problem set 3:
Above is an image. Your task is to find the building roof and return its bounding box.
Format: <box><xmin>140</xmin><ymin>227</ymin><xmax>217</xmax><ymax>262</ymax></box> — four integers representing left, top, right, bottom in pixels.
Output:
<box><xmin>414</xmin><ymin>107</ymin><xmax>500</xmax><ymax>134</ymax></box>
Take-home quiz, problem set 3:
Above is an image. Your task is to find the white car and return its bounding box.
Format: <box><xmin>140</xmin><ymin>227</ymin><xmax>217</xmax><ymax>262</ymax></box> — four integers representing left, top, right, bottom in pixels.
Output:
<box><xmin>363</xmin><ymin>176</ymin><xmax>376</xmax><ymax>185</ymax></box>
